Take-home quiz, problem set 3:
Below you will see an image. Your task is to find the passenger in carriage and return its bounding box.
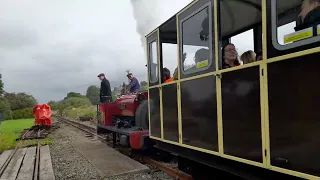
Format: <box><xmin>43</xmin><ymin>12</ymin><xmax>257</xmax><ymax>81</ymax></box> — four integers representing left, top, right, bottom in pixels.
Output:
<box><xmin>194</xmin><ymin>48</ymin><xmax>209</xmax><ymax>63</ymax></box>
<box><xmin>172</xmin><ymin>48</ymin><xmax>209</xmax><ymax>79</ymax></box>
<box><xmin>183</xmin><ymin>48</ymin><xmax>209</xmax><ymax>71</ymax></box>
<box><xmin>295</xmin><ymin>0</ymin><xmax>320</xmax><ymax>31</ymax></box>
<box><xmin>240</xmin><ymin>50</ymin><xmax>256</xmax><ymax>64</ymax></box>
<box><xmin>256</xmin><ymin>51</ymin><xmax>263</xmax><ymax>61</ymax></box>
<box><xmin>222</xmin><ymin>43</ymin><xmax>241</xmax><ymax>69</ymax></box>
<box><xmin>163</xmin><ymin>67</ymin><xmax>173</xmax><ymax>83</ymax></box>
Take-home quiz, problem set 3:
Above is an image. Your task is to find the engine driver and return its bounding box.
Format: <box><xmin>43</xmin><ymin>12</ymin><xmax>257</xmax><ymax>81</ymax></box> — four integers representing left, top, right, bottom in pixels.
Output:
<box><xmin>97</xmin><ymin>73</ymin><xmax>112</xmax><ymax>103</ymax></box>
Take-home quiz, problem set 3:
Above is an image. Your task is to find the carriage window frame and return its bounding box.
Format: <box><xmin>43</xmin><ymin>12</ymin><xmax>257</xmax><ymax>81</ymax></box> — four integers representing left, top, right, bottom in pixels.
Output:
<box><xmin>148</xmin><ymin>40</ymin><xmax>159</xmax><ymax>84</ymax></box>
<box><xmin>271</xmin><ymin>0</ymin><xmax>320</xmax><ymax>51</ymax></box>
<box><xmin>179</xmin><ymin>2</ymin><xmax>213</xmax><ymax>76</ymax></box>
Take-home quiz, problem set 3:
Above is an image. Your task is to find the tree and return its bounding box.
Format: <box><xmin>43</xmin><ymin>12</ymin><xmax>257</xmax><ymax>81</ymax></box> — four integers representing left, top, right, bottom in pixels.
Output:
<box><xmin>0</xmin><ymin>97</ymin><xmax>12</xmax><ymax>120</ymax></box>
<box><xmin>0</xmin><ymin>74</ymin><xmax>4</xmax><ymax>96</ymax></box>
<box><xmin>57</xmin><ymin>102</ymin><xmax>67</xmax><ymax>116</ymax></box>
<box><xmin>64</xmin><ymin>92</ymin><xmax>83</xmax><ymax>100</ymax></box>
<box><xmin>4</xmin><ymin>92</ymin><xmax>37</xmax><ymax>111</ymax></box>
<box><xmin>47</xmin><ymin>100</ymin><xmax>59</xmax><ymax>110</ymax></box>
<box><xmin>12</xmin><ymin>107</ymin><xmax>33</xmax><ymax>119</ymax></box>
<box><xmin>62</xmin><ymin>97</ymin><xmax>92</xmax><ymax>108</ymax></box>
<box><xmin>85</xmin><ymin>85</ymin><xmax>100</xmax><ymax>105</ymax></box>
<box><xmin>140</xmin><ymin>81</ymin><xmax>148</xmax><ymax>87</ymax></box>
<box><xmin>57</xmin><ymin>97</ymin><xmax>92</xmax><ymax>116</ymax></box>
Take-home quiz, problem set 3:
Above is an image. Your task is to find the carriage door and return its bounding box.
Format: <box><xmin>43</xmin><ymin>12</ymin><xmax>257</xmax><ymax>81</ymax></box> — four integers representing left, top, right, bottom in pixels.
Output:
<box><xmin>159</xmin><ymin>16</ymin><xmax>179</xmax><ymax>143</ymax></box>
<box><xmin>178</xmin><ymin>0</ymin><xmax>219</xmax><ymax>152</ymax></box>
<box><xmin>266</xmin><ymin>0</ymin><xmax>320</xmax><ymax>178</ymax></box>
<box><xmin>147</xmin><ymin>30</ymin><xmax>161</xmax><ymax>139</ymax></box>
<box><xmin>217</xmin><ymin>0</ymin><xmax>264</xmax><ymax>166</ymax></box>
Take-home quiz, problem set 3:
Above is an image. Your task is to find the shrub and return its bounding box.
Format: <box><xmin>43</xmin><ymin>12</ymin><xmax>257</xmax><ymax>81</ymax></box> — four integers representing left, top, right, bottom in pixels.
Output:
<box><xmin>47</xmin><ymin>101</ymin><xmax>59</xmax><ymax>111</ymax></box>
<box><xmin>82</xmin><ymin>107</ymin><xmax>96</xmax><ymax>118</ymax></box>
<box><xmin>64</xmin><ymin>106</ymin><xmax>96</xmax><ymax>119</ymax></box>
<box><xmin>4</xmin><ymin>92</ymin><xmax>37</xmax><ymax>111</ymax></box>
<box><xmin>63</xmin><ymin>97</ymin><xmax>92</xmax><ymax>108</ymax></box>
<box><xmin>0</xmin><ymin>97</ymin><xmax>12</xmax><ymax>120</ymax></box>
<box><xmin>12</xmin><ymin>107</ymin><xmax>33</xmax><ymax>120</ymax></box>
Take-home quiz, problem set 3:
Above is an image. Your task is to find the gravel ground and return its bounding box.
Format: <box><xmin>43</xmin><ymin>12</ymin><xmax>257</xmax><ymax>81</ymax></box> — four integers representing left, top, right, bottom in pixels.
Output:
<box><xmin>104</xmin><ymin>163</ymin><xmax>173</xmax><ymax>180</ymax></box>
<box><xmin>104</xmin><ymin>170</ymin><xmax>174</xmax><ymax>180</ymax></box>
<box><xmin>49</xmin><ymin>121</ymin><xmax>174</xmax><ymax>180</ymax></box>
<box><xmin>79</xmin><ymin>120</ymin><xmax>97</xmax><ymax>128</ymax></box>
<box><xmin>49</xmin><ymin>124</ymin><xmax>101</xmax><ymax>180</ymax></box>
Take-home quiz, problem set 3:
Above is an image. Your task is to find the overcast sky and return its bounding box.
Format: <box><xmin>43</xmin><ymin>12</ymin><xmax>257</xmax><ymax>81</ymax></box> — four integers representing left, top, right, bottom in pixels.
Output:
<box><xmin>0</xmin><ymin>0</ymin><xmax>294</xmax><ymax>103</ymax></box>
<box><xmin>0</xmin><ymin>0</ymin><xmax>193</xmax><ymax>103</ymax></box>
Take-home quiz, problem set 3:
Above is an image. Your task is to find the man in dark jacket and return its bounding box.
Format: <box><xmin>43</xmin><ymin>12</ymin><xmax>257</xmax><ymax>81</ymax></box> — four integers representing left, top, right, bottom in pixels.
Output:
<box><xmin>295</xmin><ymin>0</ymin><xmax>320</xmax><ymax>31</ymax></box>
<box><xmin>127</xmin><ymin>73</ymin><xmax>140</xmax><ymax>93</ymax></box>
<box><xmin>98</xmin><ymin>73</ymin><xmax>112</xmax><ymax>103</ymax></box>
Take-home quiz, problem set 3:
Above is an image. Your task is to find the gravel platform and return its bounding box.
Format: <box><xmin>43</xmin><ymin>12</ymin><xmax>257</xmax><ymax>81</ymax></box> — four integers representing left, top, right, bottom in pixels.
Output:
<box><xmin>104</xmin><ymin>170</ymin><xmax>174</xmax><ymax>180</ymax></box>
<box><xmin>49</xmin><ymin>124</ymin><xmax>101</xmax><ymax>180</ymax></box>
<box><xmin>49</xmin><ymin>121</ymin><xmax>174</xmax><ymax>180</ymax></box>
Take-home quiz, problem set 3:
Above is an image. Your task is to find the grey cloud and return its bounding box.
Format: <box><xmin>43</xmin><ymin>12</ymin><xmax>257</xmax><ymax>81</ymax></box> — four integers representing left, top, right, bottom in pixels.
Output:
<box><xmin>0</xmin><ymin>25</ymin><xmax>39</xmax><ymax>49</ymax></box>
<box><xmin>0</xmin><ymin>0</ymin><xmax>192</xmax><ymax>103</ymax></box>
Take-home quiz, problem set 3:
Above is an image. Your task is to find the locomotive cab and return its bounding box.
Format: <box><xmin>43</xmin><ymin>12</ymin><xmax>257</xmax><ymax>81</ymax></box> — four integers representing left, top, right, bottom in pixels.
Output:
<box><xmin>146</xmin><ymin>0</ymin><xmax>320</xmax><ymax>179</ymax></box>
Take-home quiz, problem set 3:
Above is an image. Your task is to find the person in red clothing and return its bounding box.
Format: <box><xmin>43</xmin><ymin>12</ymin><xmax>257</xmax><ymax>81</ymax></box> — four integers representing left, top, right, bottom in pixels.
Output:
<box><xmin>222</xmin><ymin>43</ymin><xmax>241</xmax><ymax>69</ymax></box>
<box><xmin>163</xmin><ymin>67</ymin><xmax>173</xmax><ymax>83</ymax></box>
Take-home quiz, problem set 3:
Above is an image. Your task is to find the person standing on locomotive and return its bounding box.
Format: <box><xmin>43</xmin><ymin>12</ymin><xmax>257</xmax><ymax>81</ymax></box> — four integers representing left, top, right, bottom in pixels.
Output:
<box><xmin>97</xmin><ymin>73</ymin><xmax>112</xmax><ymax>103</ymax></box>
<box><xmin>295</xmin><ymin>0</ymin><xmax>320</xmax><ymax>31</ymax></box>
<box><xmin>127</xmin><ymin>73</ymin><xmax>140</xmax><ymax>93</ymax></box>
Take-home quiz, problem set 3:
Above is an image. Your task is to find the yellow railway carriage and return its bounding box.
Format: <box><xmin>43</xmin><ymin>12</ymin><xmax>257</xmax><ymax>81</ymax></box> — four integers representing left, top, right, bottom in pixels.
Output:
<box><xmin>146</xmin><ymin>0</ymin><xmax>320</xmax><ymax>179</ymax></box>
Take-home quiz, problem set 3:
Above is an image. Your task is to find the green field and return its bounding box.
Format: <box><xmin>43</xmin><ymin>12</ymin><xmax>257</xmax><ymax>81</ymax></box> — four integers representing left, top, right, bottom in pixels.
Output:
<box><xmin>0</xmin><ymin>119</ymin><xmax>52</xmax><ymax>152</ymax></box>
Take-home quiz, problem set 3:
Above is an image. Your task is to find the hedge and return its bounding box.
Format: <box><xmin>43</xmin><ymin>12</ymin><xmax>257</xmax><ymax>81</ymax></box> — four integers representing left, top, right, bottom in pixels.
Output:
<box><xmin>12</xmin><ymin>107</ymin><xmax>33</xmax><ymax>120</ymax></box>
<box><xmin>0</xmin><ymin>97</ymin><xmax>13</xmax><ymax>120</ymax></box>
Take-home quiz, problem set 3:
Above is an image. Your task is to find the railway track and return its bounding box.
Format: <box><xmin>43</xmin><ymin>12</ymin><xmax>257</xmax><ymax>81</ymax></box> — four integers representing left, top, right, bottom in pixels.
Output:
<box><xmin>0</xmin><ymin>129</ymin><xmax>43</xmax><ymax>180</ymax></box>
<box><xmin>54</xmin><ymin>116</ymin><xmax>193</xmax><ymax>180</ymax></box>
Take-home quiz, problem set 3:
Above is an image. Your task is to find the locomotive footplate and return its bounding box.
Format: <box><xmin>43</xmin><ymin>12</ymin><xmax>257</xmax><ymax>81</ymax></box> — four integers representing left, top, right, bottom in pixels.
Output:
<box><xmin>98</xmin><ymin>124</ymin><xmax>151</xmax><ymax>150</ymax></box>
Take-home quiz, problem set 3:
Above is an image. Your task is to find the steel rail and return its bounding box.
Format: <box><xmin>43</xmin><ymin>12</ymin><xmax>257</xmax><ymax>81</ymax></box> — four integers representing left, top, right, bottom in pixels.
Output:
<box><xmin>33</xmin><ymin>141</ymin><xmax>40</xmax><ymax>180</ymax></box>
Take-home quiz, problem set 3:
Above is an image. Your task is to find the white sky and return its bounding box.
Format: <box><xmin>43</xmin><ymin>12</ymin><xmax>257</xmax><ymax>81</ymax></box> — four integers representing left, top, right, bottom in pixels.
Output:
<box><xmin>0</xmin><ymin>0</ymin><xmax>295</xmax><ymax>103</ymax></box>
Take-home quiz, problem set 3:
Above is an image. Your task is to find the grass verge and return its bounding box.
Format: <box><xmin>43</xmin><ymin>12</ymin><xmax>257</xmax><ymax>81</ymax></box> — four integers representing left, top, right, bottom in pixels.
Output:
<box><xmin>0</xmin><ymin>119</ymin><xmax>52</xmax><ymax>152</ymax></box>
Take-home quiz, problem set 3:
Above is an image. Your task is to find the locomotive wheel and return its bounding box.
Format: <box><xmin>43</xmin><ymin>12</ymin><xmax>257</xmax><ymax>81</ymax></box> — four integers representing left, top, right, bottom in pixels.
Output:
<box><xmin>135</xmin><ymin>100</ymin><xmax>149</xmax><ymax>130</ymax></box>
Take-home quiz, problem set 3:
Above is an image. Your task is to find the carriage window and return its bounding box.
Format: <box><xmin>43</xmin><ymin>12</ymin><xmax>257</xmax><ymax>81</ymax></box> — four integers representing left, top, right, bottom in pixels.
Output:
<box><xmin>181</xmin><ymin>7</ymin><xmax>211</xmax><ymax>74</ymax></box>
<box><xmin>272</xmin><ymin>0</ymin><xmax>320</xmax><ymax>50</ymax></box>
<box><xmin>219</xmin><ymin>0</ymin><xmax>262</xmax><ymax>68</ymax></box>
<box><xmin>149</xmin><ymin>41</ymin><xmax>158</xmax><ymax>83</ymax></box>
<box><xmin>231</xmin><ymin>29</ymin><xmax>254</xmax><ymax>65</ymax></box>
<box><xmin>277</xmin><ymin>21</ymin><xmax>296</xmax><ymax>45</ymax></box>
<box><xmin>162</xmin><ymin>43</ymin><xmax>177</xmax><ymax>81</ymax></box>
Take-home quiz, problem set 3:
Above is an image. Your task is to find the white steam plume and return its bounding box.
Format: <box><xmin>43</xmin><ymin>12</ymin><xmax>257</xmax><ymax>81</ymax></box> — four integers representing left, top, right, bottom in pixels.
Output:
<box><xmin>130</xmin><ymin>0</ymin><xmax>161</xmax><ymax>49</ymax></box>
<box><xmin>130</xmin><ymin>0</ymin><xmax>193</xmax><ymax>49</ymax></box>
